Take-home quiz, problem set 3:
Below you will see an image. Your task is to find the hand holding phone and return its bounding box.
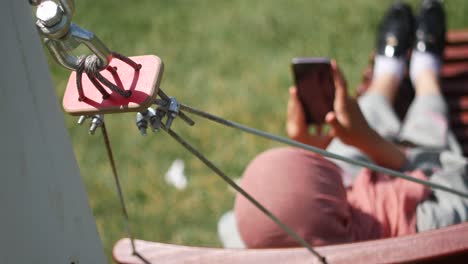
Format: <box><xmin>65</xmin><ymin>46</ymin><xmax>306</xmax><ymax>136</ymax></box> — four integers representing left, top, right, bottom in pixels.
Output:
<box><xmin>286</xmin><ymin>86</ymin><xmax>333</xmax><ymax>149</ymax></box>
<box><xmin>291</xmin><ymin>57</ymin><xmax>335</xmax><ymax>124</ymax></box>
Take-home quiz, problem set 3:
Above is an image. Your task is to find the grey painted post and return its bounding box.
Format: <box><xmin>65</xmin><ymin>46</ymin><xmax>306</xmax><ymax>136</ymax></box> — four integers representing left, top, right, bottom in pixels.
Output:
<box><xmin>0</xmin><ymin>1</ymin><xmax>106</xmax><ymax>263</ymax></box>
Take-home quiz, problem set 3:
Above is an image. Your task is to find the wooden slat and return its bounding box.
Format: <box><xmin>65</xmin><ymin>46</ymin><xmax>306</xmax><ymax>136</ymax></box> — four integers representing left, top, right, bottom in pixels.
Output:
<box><xmin>447</xmin><ymin>30</ymin><xmax>468</xmax><ymax>45</ymax></box>
<box><xmin>444</xmin><ymin>30</ymin><xmax>468</xmax><ymax>156</ymax></box>
<box><xmin>444</xmin><ymin>45</ymin><xmax>468</xmax><ymax>62</ymax></box>
<box><xmin>113</xmin><ymin>222</ymin><xmax>468</xmax><ymax>264</ymax></box>
<box><xmin>441</xmin><ymin>61</ymin><xmax>468</xmax><ymax>78</ymax></box>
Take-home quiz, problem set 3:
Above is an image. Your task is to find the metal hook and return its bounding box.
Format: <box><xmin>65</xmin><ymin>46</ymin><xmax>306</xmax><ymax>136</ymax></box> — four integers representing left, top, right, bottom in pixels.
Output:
<box><xmin>35</xmin><ymin>0</ymin><xmax>111</xmax><ymax>71</ymax></box>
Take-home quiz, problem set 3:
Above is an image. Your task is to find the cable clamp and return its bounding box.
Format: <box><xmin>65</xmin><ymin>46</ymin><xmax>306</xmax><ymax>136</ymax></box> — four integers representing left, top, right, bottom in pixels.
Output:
<box><xmin>77</xmin><ymin>114</ymin><xmax>104</xmax><ymax>135</ymax></box>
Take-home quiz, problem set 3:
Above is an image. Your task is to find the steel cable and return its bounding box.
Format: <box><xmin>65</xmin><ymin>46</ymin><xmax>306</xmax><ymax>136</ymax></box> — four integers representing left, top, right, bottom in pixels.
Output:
<box><xmin>178</xmin><ymin>102</ymin><xmax>468</xmax><ymax>199</ymax></box>
<box><xmin>163</xmin><ymin>126</ymin><xmax>327</xmax><ymax>263</ymax></box>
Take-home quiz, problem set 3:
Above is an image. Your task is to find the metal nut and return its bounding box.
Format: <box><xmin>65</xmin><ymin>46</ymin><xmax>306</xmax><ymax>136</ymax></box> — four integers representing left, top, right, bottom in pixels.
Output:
<box><xmin>36</xmin><ymin>1</ymin><xmax>63</xmax><ymax>27</ymax></box>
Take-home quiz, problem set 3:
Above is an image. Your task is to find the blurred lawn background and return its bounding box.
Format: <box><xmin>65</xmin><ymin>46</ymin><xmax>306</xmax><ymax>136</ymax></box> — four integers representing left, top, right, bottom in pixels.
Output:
<box><xmin>46</xmin><ymin>0</ymin><xmax>468</xmax><ymax>262</ymax></box>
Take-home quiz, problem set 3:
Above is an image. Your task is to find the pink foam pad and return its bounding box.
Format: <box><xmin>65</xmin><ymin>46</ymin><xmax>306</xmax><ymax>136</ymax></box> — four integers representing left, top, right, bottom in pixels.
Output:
<box><xmin>63</xmin><ymin>55</ymin><xmax>163</xmax><ymax>116</ymax></box>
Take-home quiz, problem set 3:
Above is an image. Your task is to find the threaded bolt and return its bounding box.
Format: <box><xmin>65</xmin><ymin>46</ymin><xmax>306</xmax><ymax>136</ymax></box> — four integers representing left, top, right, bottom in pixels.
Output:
<box><xmin>36</xmin><ymin>1</ymin><xmax>63</xmax><ymax>27</ymax></box>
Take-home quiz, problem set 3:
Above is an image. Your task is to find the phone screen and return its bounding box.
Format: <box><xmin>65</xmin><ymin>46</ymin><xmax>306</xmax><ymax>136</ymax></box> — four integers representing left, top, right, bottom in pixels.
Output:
<box><xmin>291</xmin><ymin>57</ymin><xmax>335</xmax><ymax>124</ymax></box>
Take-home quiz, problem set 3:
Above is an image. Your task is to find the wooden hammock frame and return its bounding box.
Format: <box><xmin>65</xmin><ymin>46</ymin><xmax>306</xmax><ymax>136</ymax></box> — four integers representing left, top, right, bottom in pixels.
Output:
<box><xmin>113</xmin><ymin>221</ymin><xmax>468</xmax><ymax>264</ymax></box>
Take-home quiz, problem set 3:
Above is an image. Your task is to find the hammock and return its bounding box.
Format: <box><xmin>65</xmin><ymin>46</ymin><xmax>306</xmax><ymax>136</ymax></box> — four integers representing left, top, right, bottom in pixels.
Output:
<box><xmin>113</xmin><ymin>29</ymin><xmax>468</xmax><ymax>264</ymax></box>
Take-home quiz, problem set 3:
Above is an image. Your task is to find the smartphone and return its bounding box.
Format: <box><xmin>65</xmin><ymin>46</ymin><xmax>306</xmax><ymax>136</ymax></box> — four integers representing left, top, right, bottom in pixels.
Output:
<box><xmin>291</xmin><ymin>57</ymin><xmax>335</xmax><ymax>124</ymax></box>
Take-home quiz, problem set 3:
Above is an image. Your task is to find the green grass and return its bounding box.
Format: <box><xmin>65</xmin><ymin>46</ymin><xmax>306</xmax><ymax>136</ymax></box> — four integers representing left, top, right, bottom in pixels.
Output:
<box><xmin>46</xmin><ymin>0</ymin><xmax>468</xmax><ymax>262</ymax></box>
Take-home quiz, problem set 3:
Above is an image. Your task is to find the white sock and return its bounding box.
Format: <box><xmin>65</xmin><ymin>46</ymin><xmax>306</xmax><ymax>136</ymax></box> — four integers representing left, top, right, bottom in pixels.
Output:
<box><xmin>373</xmin><ymin>55</ymin><xmax>406</xmax><ymax>81</ymax></box>
<box><xmin>410</xmin><ymin>51</ymin><xmax>441</xmax><ymax>84</ymax></box>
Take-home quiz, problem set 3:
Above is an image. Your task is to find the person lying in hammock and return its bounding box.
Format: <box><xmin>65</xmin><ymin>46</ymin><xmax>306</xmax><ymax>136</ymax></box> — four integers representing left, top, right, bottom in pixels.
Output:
<box><xmin>234</xmin><ymin>0</ymin><xmax>468</xmax><ymax>248</ymax></box>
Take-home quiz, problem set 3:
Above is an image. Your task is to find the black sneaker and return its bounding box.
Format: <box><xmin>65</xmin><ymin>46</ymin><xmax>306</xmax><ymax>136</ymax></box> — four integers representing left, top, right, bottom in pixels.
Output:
<box><xmin>414</xmin><ymin>0</ymin><xmax>446</xmax><ymax>57</ymax></box>
<box><xmin>377</xmin><ymin>2</ymin><xmax>415</xmax><ymax>58</ymax></box>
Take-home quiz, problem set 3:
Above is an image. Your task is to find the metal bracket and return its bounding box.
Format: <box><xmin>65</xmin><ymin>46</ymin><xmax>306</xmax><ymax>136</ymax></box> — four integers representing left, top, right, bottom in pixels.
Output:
<box><xmin>136</xmin><ymin>107</ymin><xmax>165</xmax><ymax>135</ymax></box>
<box><xmin>33</xmin><ymin>0</ymin><xmax>111</xmax><ymax>71</ymax></box>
